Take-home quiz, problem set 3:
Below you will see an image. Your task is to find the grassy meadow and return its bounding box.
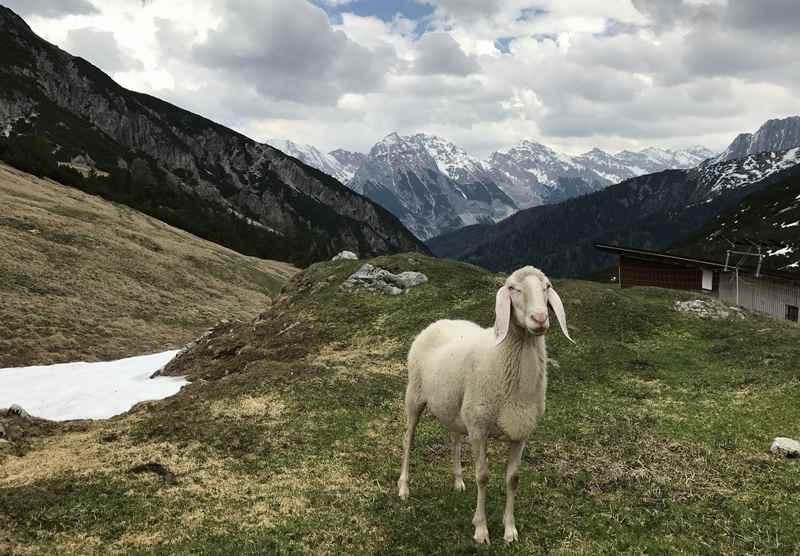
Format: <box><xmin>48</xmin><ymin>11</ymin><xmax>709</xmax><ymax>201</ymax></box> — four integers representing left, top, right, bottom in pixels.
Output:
<box><xmin>2</xmin><ymin>253</ymin><xmax>800</xmax><ymax>554</ymax></box>
<box><xmin>0</xmin><ymin>163</ymin><xmax>296</xmax><ymax>367</ymax></box>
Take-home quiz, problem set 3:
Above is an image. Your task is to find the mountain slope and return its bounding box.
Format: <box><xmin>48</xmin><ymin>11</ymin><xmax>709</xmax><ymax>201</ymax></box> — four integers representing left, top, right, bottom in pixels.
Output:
<box><xmin>615</xmin><ymin>146</ymin><xmax>715</xmax><ymax>174</ymax></box>
<box><xmin>271</xmin><ymin>139</ymin><xmax>363</xmax><ymax>185</ymax></box>
<box><xmin>673</xmin><ymin>174</ymin><xmax>800</xmax><ymax>272</ymax></box>
<box><xmin>348</xmin><ymin>133</ymin><xmax>517</xmax><ymax>239</ymax></box>
<box><xmin>281</xmin><ymin>131</ymin><xmax>716</xmax><ymax>238</ymax></box>
<box><xmin>429</xmin><ymin>149</ymin><xmax>800</xmax><ymax>277</ymax></box>
<box><xmin>0</xmin><ymin>163</ymin><xmax>297</xmax><ymax>367</ymax></box>
<box><xmin>485</xmin><ymin>141</ymin><xmax>714</xmax><ymax>209</ymax></box>
<box><xmin>0</xmin><ymin>7</ymin><xmax>427</xmax><ymax>264</ymax></box>
<box><xmin>4</xmin><ymin>254</ymin><xmax>800</xmax><ymax>554</ymax></box>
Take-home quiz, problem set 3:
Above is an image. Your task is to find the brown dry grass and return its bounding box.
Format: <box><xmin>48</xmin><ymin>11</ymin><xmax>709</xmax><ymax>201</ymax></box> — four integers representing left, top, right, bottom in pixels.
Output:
<box><xmin>0</xmin><ymin>163</ymin><xmax>297</xmax><ymax>367</ymax></box>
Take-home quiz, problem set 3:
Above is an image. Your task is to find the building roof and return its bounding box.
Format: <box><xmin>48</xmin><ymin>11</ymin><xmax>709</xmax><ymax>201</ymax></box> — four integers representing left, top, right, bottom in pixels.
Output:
<box><xmin>594</xmin><ymin>243</ymin><xmax>800</xmax><ymax>284</ymax></box>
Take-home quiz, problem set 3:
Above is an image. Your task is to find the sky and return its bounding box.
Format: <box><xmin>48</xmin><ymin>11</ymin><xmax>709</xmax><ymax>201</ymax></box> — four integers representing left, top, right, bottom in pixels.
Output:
<box><xmin>8</xmin><ymin>0</ymin><xmax>800</xmax><ymax>157</ymax></box>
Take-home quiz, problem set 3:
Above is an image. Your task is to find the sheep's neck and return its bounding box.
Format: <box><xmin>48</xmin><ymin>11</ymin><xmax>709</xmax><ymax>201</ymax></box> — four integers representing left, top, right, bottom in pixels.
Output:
<box><xmin>499</xmin><ymin>324</ymin><xmax>546</xmax><ymax>398</ymax></box>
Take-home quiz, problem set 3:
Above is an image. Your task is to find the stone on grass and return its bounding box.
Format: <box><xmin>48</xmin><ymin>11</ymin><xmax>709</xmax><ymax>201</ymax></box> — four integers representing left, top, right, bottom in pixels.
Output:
<box><xmin>7</xmin><ymin>404</ymin><xmax>31</xmax><ymax>419</ymax></box>
<box><xmin>332</xmin><ymin>250</ymin><xmax>358</xmax><ymax>261</ymax></box>
<box><xmin>343</xmin><ymin>263</ymin><xmax>428</xmax><ymax>295</ymax></box>
<box><xmin>674</xmin><ymin>299</ymin><xmax>746</xmax><ymax>320</ymax></box>
<box><xmin>770</xmin><ymin>437</ymin><xmax>800</xmax><ymax>458</ymax></box>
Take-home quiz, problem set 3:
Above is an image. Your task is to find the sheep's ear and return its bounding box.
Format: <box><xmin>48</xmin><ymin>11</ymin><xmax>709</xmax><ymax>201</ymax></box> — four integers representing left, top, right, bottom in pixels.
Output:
<box><xmin>494</xmin><ymin>286</ymin><xmax>511</xmax><ymax>345</ymax></box>
<box><xmin>548</xmin><ymin>287</ymin><xmax>575</xmax><ymax>344</ymax></box>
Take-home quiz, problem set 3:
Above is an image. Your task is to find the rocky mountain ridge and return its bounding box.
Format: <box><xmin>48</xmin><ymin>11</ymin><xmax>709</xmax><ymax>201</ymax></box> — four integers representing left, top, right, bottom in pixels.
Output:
<box><xmin>429</xmin><ymin>146</ymin><xmax>800</xmax><ymax>277</ymax></box>
<box><xmin>0</xmin><ymin>6</ymin><xmax>427</xmax><ymax>264</ymax></box>
<box><xmin>283</xmin><ymin>132</ymin><xmax>715</xmax><ymax>239</ymax></box>
<box><xmin>713</xmin><ymin>116</ymin><xmax>800</xmax><ymax>163</ymax></box>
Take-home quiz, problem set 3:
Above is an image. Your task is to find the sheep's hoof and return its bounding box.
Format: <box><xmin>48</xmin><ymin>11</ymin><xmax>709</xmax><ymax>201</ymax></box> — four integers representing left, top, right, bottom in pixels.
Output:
<box><xmin>473</xmin><ymin>525</ymin><xmax>490</xmax><ymax>545</ymax></box>
<box><xmin>504</xmin><ymin>526</ymin><xmax>518</xmax><ymax>544</ymax></box>
<box><xmin>454</xmin><ymin>478</ymin><xmax>466</xmax><ymax>492</ymax></box>
<box><xmin>397</xmin><ymin>481</ymin><xmax>409</xmax><ymax>500</ymax></box>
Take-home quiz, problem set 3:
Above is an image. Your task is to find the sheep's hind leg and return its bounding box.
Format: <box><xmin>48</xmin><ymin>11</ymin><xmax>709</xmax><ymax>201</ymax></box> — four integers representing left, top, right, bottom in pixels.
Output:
<box><xmin>397</xmin><ymin>385</ymin><xmax>425</xmax><ymax>501</ymax></box>
<box><xmin>469</xmin><ymin>433</ymin><xmax>490</xmax><ymax>544</ymax></box>
<box><xmin>503</xmin><ymin>440</ymin><xmax>525</xmax><ymax>543</ymax></box>
<box><xmin>450</xmin><ymin>432</ymin><xmax>465</xmax><ymax>492</ymax></box>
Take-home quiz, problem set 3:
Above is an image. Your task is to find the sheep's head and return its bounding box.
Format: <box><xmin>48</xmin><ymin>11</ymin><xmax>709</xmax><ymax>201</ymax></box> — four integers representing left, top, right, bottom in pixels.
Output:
<box><xmin>494</xmin><ymin>266</ymin><xmax>574</xmax><ymax>345</ymax></box>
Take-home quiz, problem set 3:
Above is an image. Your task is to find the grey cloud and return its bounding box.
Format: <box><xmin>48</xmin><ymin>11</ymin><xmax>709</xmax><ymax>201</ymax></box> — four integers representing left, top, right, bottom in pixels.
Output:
<box><xmin>419</xmin><ymin>0</ymin><xmax>505</xmax><ymax>21</ymax></box>
<box><xmin>3</xmin><ymin>0</ymin><xmax>97</xmax><ymax>18</ymax></box>
<box><xmin>413</xmin><ymin>32</ymin><xmax>480</xmax><ymax>76</ymax></box>
<box><xmin>631</xmin><ymin>0</ymin><xmax>723</xmax><ymax>31</ymax></box>
<box><xmin>191</xmin><ymin>0</ymin><xmax>389</xmax><ymax>104</ymax></box>
<box><xmin>725</xmin><ymin>0</ymin><xmax>800</xmax><ymax>35</ymax></box>
<box><xmin>64</xmin><ymin>28</ymin><xmax>142</xmax><ymax>73</ymax></box>
<box><xmin>682</xmin><ymin>25</ymin><xmax>796</xmax><ymax>80</ymax></box>
<box><xmin>155</xmin><ymin>18</ymin><xmax>193</xmax><ymax>59</ymax></box>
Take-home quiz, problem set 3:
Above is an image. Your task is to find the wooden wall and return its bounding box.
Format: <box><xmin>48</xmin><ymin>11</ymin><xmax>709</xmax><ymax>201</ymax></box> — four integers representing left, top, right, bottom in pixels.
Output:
<box><xmin>619</xmin><ymin>256</ymin><xmax>706</xmax><ymax>291</ymax></box>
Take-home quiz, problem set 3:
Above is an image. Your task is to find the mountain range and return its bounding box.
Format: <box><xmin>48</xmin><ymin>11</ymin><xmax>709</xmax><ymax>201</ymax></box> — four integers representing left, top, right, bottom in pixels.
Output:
<box><xmin>279</xmin><ymin>133</ymin><xmax>715</xmax><ymax>239</ymax></box>
<box><xmin>0</xmin><ymin>6</ymin><xmax>427</xmax><ymax>265</ymax></box>
<box><xmin>428</xmin><ymin>117</ymin><xmax>800</xmax><ymax>277</ymax></box>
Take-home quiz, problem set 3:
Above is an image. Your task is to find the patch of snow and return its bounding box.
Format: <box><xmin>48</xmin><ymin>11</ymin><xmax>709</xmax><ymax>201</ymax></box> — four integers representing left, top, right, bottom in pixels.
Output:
<box><xmin>781</xmin><ymin>220</ymin><xmax>800</xmax><ymax>228</ymax></box>
<box><xmin>0</xmin><ymin>351</ymin><xmax>185</xmax><ymax>421</ymax></box>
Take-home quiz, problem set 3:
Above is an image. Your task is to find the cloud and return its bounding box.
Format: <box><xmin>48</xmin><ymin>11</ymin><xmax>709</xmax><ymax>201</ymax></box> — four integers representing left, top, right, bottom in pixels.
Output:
<box><xmin>21</xmin><ymin>0</ymin><xmax>800</xmax><ymax>158</ymax></box>
<box><xmin>419</xmin><ymin>0</ymin><xmax>506</xmax><ymax>21</ymax></box>
<box><xmin>192</xmin><ymin>0</ymin><xmax>390</xmax><ymax>104</ymax></box>
<box><xmin>64</xmin><ymin>28</ymin><xmax>143</xmax><ymax>73</ymax></box>
<box><xmin>413</xmin><ymin>32</ymin><xmax>480</xmax><ymax>75</ymax></box>
<box><xmin>3</xmin><ymin>0</ymin><xmax>97</xmax><ymax>18</ymax></box>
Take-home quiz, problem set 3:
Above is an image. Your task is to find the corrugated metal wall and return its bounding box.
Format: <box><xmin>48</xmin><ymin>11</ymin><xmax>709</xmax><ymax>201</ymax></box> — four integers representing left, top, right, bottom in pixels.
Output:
<box><xmin>718</xmin><ymin>271</ymin><xmax>800</xmax><ymax>323</ymax></box>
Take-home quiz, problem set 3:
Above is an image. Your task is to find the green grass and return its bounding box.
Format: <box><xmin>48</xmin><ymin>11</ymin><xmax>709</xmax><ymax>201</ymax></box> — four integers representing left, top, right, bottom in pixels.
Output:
<box><xmin>2</xmin><ymin>253</ymin><xmax>799</xmax><ymax>554</ymax></box>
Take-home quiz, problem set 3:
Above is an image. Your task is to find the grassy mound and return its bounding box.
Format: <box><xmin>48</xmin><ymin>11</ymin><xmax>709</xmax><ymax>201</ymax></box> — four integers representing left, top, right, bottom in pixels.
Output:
<box><xmin>1</xmin><ymin>254</ymin><xmax>799</xmax><ymax>554</ymax></box>
<box><xmin>0</xmin><ymin>164</ymin><xmax>297</xmax><ymax>367</ymax></box>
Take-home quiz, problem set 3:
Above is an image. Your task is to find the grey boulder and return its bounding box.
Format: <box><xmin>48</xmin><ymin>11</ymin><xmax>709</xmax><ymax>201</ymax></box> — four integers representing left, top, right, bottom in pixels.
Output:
<box><xmin>771</xmin><ymin>437</ymin><xmax>800</xmax><ymax>458</ymax></box>
<box><xmin>343</xmin><ymin>263</ymin><xmax>428</xmax><ymax>295</ymax></box>
<box><xmin>332</xmin><ymin>250</ymin><xmax>359</xmax><ymax>261</ymax></box>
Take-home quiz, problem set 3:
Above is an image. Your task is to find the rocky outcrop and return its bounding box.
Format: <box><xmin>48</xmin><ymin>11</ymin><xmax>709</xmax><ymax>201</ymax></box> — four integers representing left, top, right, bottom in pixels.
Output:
<box><xmin>342</xmin><ymin>263</ymin><xmax>428</xmax><ymax>295</ymax></box>
<box><xmin>332</xmin><ymin>250</ymin><xmax>358</xmax><ymax>261</ymax></box>
<box><xmin>714</xmin><ymin>116</ymin><xmax>800</xmax><ymax>163</ymax></box>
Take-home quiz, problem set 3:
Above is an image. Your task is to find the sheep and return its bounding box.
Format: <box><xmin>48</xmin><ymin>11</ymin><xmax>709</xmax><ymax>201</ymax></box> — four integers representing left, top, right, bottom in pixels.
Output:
<box><xmin>397</xmin><ymin>265</ymin><xmax>573</xmax><ymax>544</ymax></box>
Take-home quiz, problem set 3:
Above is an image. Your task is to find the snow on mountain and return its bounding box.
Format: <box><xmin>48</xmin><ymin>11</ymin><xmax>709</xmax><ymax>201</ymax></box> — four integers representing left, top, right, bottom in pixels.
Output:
<box><xmin>696</xmin><ymin>147</ymin><xmax>800</xmax><ymax>200</ymax></box>
<box><xmin>348</xmin><ymin>133</ymin><xmax>517</xmax><ymax>240</ymax></box>
<box><xmin>274</xmin><ymin>131</ymin><xmax>719</xmax><ymax>237</ymax></box>
<box><xmin>485</xmin><ymin>142</ymin><xmax>711</xmax><ymax>209</ymax></box>
<box><xmin>713</xmin><ymin>116</ymin><xmax>800</xmax><ymax>163</ymax></box>
<box><xmin>614</xmin><ymin>146</ymin><xmax>715</xmax><ymax>175</ymax></box>
<box><xmin>329</xmin><ymin>149</ymin><xmax>368</xmax><ymax>179</ymax></box>
<box><xmin>270</xmin><ymin>139</ymin><xmax>361</xmax><ymax>184</ymax></box>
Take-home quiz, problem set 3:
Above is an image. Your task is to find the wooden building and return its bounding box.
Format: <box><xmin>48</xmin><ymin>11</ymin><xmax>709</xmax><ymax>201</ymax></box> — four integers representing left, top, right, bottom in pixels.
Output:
<box><xmin>595</xmin><ymin>243</ymin><xmax>800</xmax><ymax>324</ymax></box>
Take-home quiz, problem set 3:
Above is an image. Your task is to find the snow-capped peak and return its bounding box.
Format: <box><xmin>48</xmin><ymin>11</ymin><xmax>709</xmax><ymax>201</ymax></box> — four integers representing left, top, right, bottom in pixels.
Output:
<box><xmin>270</xmin><ymin>138</ymin><xmax>362</xmax><ymax>184</ymax></box>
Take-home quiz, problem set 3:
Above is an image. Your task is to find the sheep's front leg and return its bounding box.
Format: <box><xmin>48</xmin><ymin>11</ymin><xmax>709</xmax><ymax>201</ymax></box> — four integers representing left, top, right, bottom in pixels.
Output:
<box><xmin>469</xmin><ymin>434</ymin><xmax>490</xmax><ymax>544</ymax></box>
<box><xmin>450</xmin><ymin>432</ymin><xmax>465</xmax><ymax>492</ymax></box>
<box><xmin>503</xmin><ymin>440</ymin><xmax>525</xmax><ymax>543</ymax></box>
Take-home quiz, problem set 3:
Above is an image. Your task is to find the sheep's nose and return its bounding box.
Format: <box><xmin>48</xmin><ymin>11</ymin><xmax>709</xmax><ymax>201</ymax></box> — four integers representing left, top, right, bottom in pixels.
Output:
<box><xmin>531</xmin><ymin>310</ymin><xmax>548</xmax><ymax>324</ymax></box>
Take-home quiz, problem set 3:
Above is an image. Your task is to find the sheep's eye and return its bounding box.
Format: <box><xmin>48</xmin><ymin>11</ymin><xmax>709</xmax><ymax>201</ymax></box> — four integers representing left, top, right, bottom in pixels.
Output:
<box><xmin>507</xmin><ymin>285</ymin><xmax>516</xmax><ymax>292</ymax></box>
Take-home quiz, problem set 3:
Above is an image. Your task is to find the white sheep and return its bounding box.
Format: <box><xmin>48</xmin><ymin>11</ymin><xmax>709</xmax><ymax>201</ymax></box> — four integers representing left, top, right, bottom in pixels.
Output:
<box><xmin>397</xmin><ymin>266</ymin><xmax>573</xmax><ymax>544</ymax></box>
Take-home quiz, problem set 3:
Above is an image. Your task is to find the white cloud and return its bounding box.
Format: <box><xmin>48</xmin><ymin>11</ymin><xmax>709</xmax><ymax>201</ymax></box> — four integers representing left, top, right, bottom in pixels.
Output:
<box><xmin>13</xmin><ymin>0</ymin><xmax>800</xmax><ymax>158</ymax></box>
